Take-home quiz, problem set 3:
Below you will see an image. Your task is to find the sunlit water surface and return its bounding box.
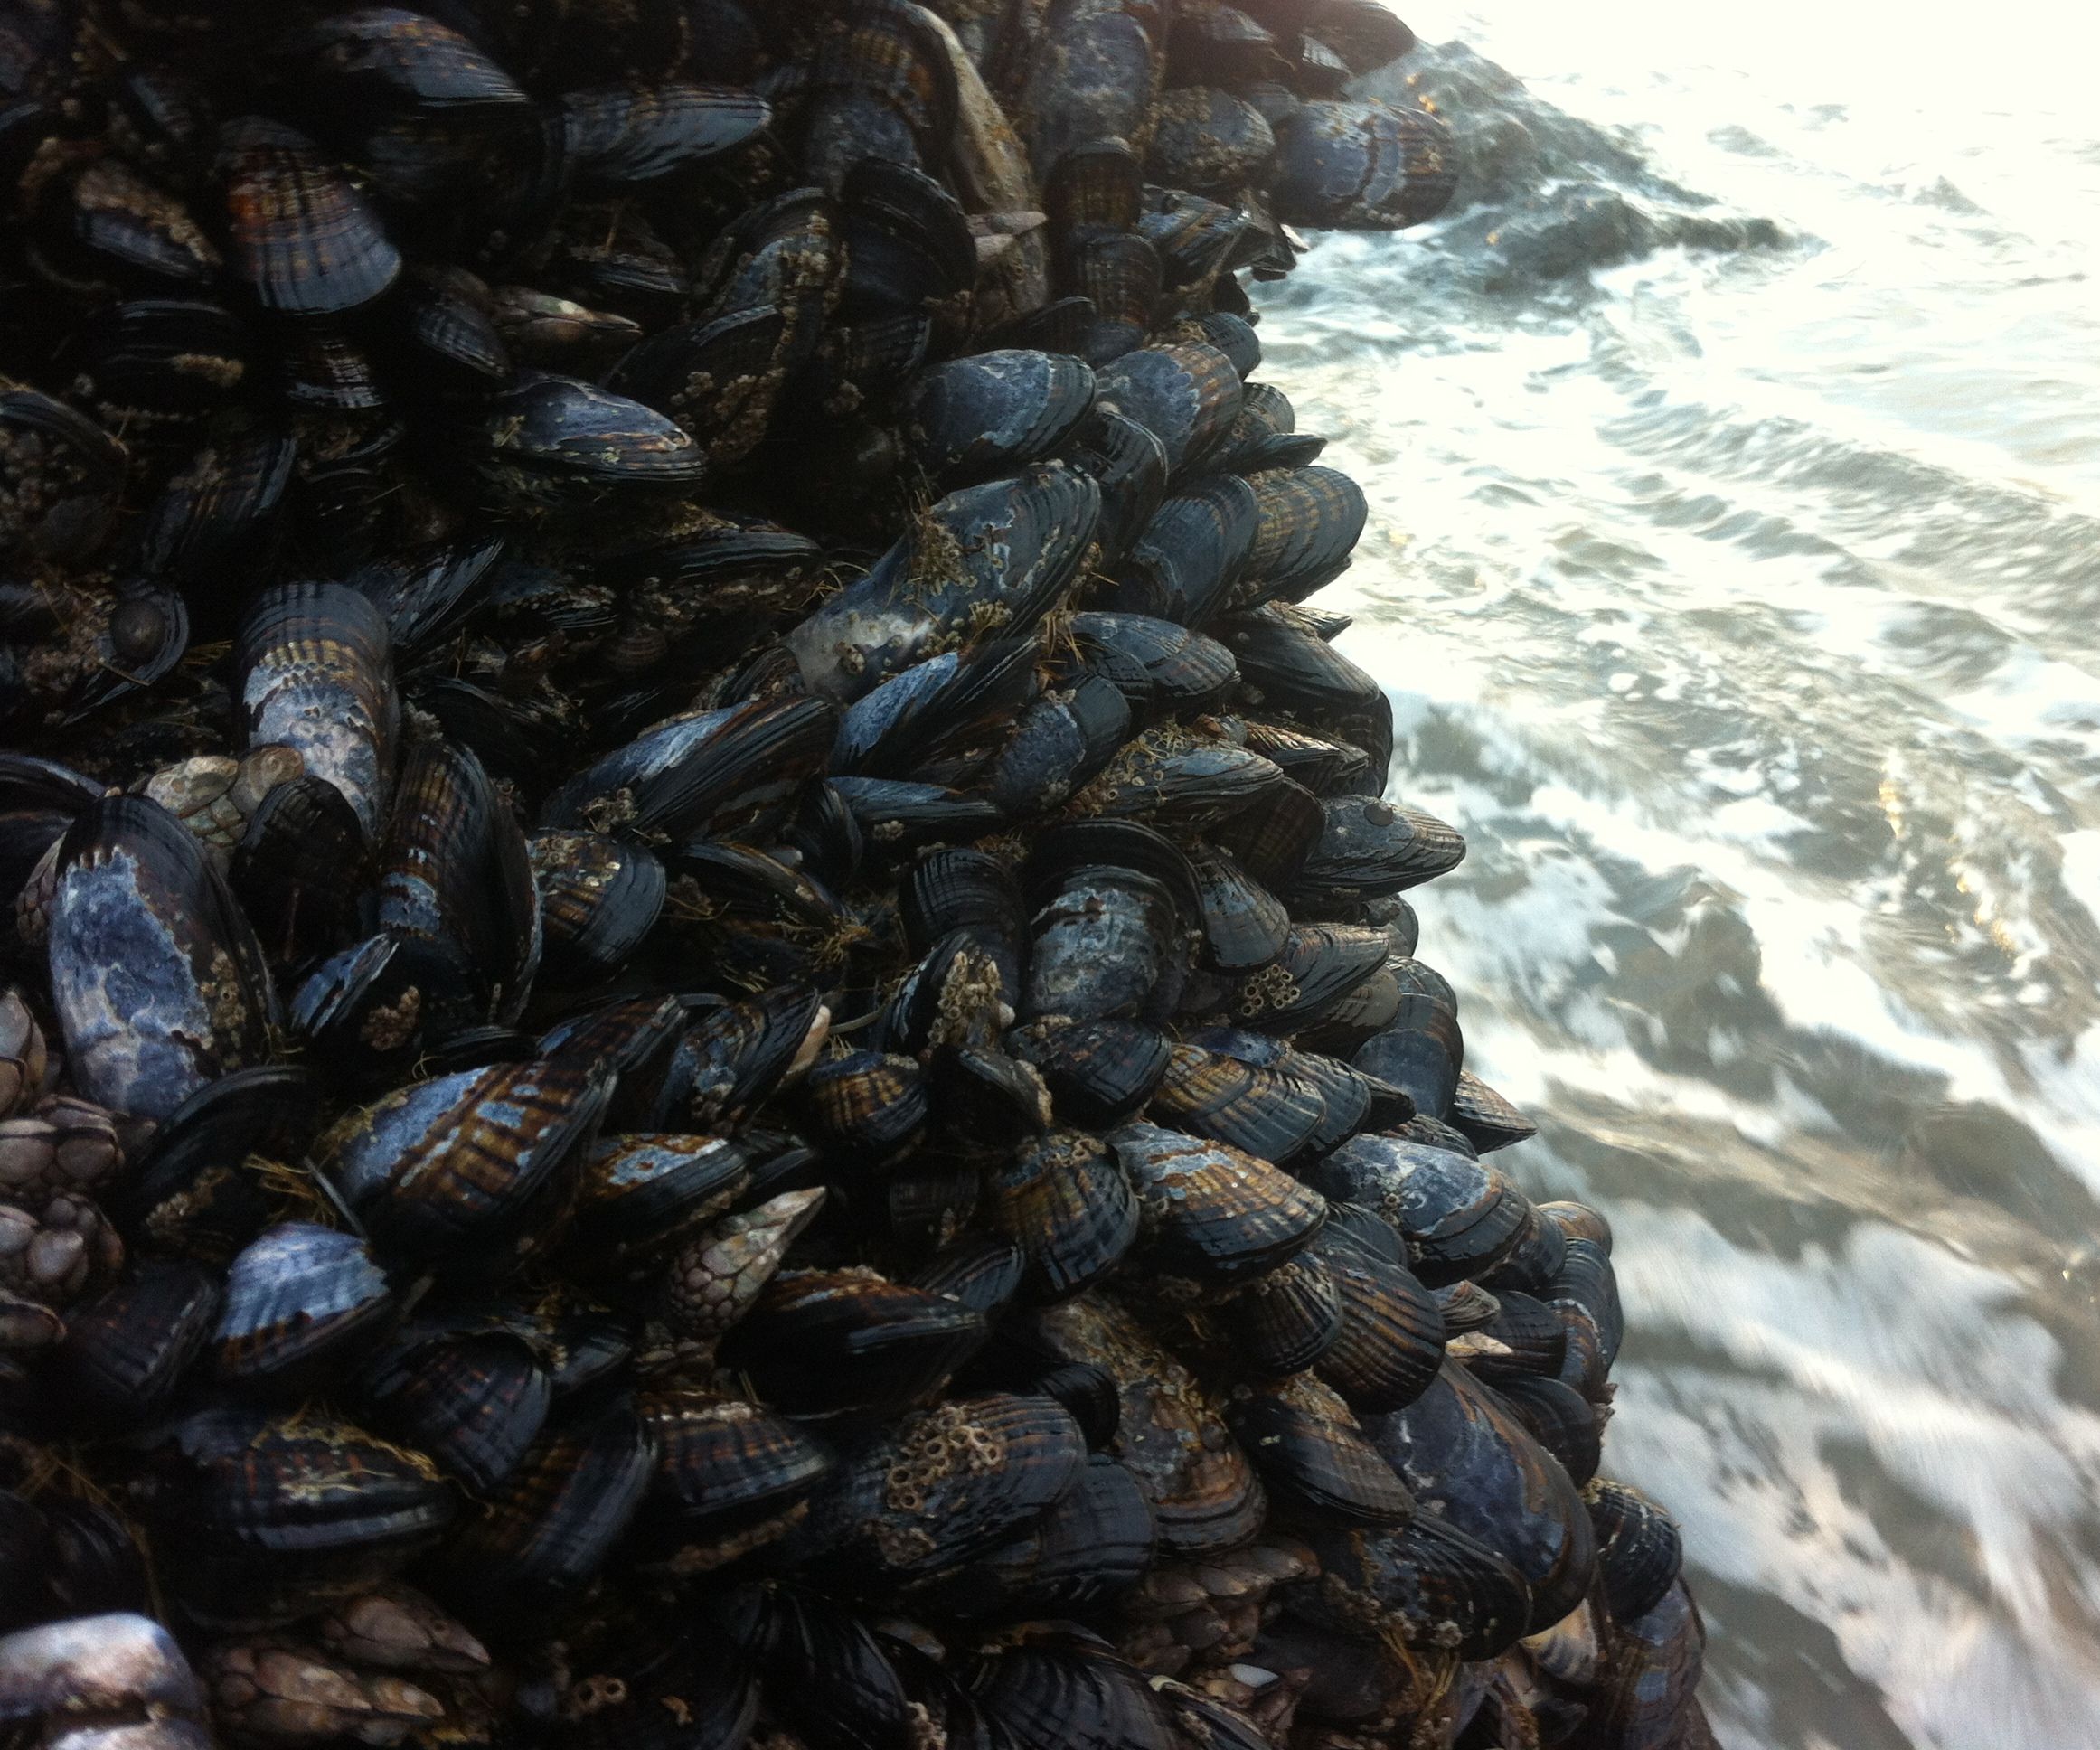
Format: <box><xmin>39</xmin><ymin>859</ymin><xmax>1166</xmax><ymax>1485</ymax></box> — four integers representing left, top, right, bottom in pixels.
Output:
<box><xmin>1255</xmin><ymin>5</ymin><xmax>2100</xmax><ymax>1745</ymax></box>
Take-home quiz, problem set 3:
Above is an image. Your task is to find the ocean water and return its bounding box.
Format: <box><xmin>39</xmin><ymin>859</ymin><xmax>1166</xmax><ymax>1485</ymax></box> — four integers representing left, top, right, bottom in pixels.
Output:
<box><xmin>1254</xmin><ymin>5</ymin><xmax>2100</xmax><ymax>1745</ymax></box>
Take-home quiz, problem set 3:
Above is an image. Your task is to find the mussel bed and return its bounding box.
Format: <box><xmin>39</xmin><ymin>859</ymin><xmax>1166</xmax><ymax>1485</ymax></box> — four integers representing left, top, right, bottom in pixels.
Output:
<box><xmin>0</xmin><ymin>4</ymin><xmax>1711</xmax><ymax>1749</ymax></box>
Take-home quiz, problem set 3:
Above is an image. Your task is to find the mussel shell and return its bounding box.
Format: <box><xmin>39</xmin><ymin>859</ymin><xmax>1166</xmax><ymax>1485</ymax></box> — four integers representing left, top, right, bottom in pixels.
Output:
<box><xmin>719</xmin><ymin>1271</ymin><xmax>989</xmax><ymax>1419</ymax></box>
<box><xmin>1145</xmin><ymin>86</ymin><xmax>1277</xmax><ymax>194</ymax></box>
<box><xmin>476</xmin><ymin>371</ymin><xmax>709</xmax><ymax>503</ymax></box>
<box><xmin>1311</xmin><ymin>1228</ymin><xmax>1447</xmax><ymax>1413</ymax></box>
<box><xmin>1461</xmin><ymin>1287</ymin><xmax>1568</xmax><ymax>1383</ymax></box>
<box><xmin>1148</xmin><ymin>1042</ymin><xmax>1327</xmax><ymax>1163</ymax></box>
<box><xmin>1072</xmin><ymin>611</ymin><xmax>1238</xmax><ymax>718</ymax></box>
<box><xmin>989</xmin><ymin>669</ymin><xmax>1135</xmax><ymax>819</ymax></box>
<box><xmin>236</xmin><ymin>580</ymin><xmax>399</xmax><ymax>841</ymax></box>
<box><xmin>529</xmin><ymin>829</ymin><xmax>666</xmax><ymax>984</ymax></box>
<box><xmin>1448</xmin><ymin>1068</ymin><xmax>1538</xmax><ymax>1153</ymax></box>
<box><xmin>1059</xmin><ymin>405</ymin><xmax>1170</xmax><ymax>568</ymax></box>
<box><xmin>805</xmin><ymin>1391</ymin><xmax>1087</xmax><ymax>1587</ymax></box>
<box><xmin>1235</xmin><ymin>464</ymin><xmax>1367</xmax><ymax>607</ymax></box>
<box><xmin>314</xmin><ymin>1058</ymin><xmax>613</xmax><ymax>1270</ymax></box>
<box><xmin>1493</xmin><ymin>1373</ymin><xmax>1602</xmax><ymax>1487</ymax></box>
<box><xmin>52</xmin><ymin>1259</ymin><xmax>220</xmax><ymax>1424</ymax></box>
<box><xmin>1291</xmin><ymin>794</ymin><xmax>1465</xmax><ymax>904</ymax></box>
<box><xmin>565</xmin><ymin>1133</ymin><xmax>750</xmax><ymax>1273</ymax></box>
<box><xmin>1005</xmin><ymin>1016</ymin><xmax>1172</xmax><ymax>1127</ymax></box>
<box><xmin>1306</xmin><ymin>0</ymin><xmax>1417</xmax><ymax>72</ymax></box>
<box><xmin>1093</xmin><ymin>341</ymin><xmax>1243</xmax><ymax>478</ymax></box>
<box><xmin>61</xmin><ymin>298</ymin><xmax>252</xmax><ymax>428</ymax></box>
<box><xmin>1292</xmin><ymin>1510</ymin><xmax>1532</xmax><ymax>1662</ymax></box>
<box><xmin>232</xmin><ymin>772</ymin><xmax>368</xmax><ymax>960</ymax></box>
<box><xmin>1365</xmin><ymin>1361</ymin><xmax>1597</xmax><ymax>1633</ymax></box>
<box><xmin>1022</xmin><ymin>867</ymin><xmax>1181</xmax><ymax>1025</ymax></box>
<box><xmin>1351</xmin><ymin>997</ymin><xmax>1463</xmax><ymax>1120</ymax></box>
<box><xmin>1102</xmin><ymin>473</ymin><xmax>1260</xmax><ymax>626</ymax></box>
<box><xmin>40</xmin><ymin>1497</ymin><xmax>153</xmax><ymax>1620</ymax></box>
<box><xmin>213</xmin><ymin>1222</ymin><xmax>394</xmax><ymax>1397</ymax></box>
<box><xmin>1480</xmin><ymin>1200</ymin><xmax>1568</xmax><ymax>1294</ymax></box>
<box><xmin>786</xmin><ymin>463</ymin><xmax>1102</xmax><ymax>703</ymax></box>
<box><xmin>1269</xmin><ymin>98</ymin><xmax>1457</xmax><ymax>230</ymax></box>
<box><xmin>1586</xmin><ymin>1579</ymin><xmax>1706</xmax><ymax>1744</ymax></box>
<box><xmin>984</xmin><ymin>1128</ymin><xmax>1140</xmax><ymax>1303</ymax></box>
<box><xmin>1109</xmin><ymin>1122</ymin><xmax>1326</xmax><ymax>1287</ymax></box>
<box><xmin>1548</xmin><ymin>1236</ymin><xmax>1624</xmax><ymax>1369</ymax></box>
<box><xmin>678</xmin><ymin>984</ymin><xmax>828</xmax><ymax>1130</ymax></box>
<box><xmin>218</xmin><ymin>116</ymin><xmax>402</xmax><ymax>313</ymax></box>
<box><xmin>711</xmin><ymin>1583</ymin><xmax>914</xmax><ymax>1750</ymax></box>
<box><xmin>559</xmin><ymin>1631</ymin><xmax>758</xmax><ymax>1750</ymax></box>
<box><xmin>1225</xmin><ymin>1377</ymin><xmax>1415</xmax><ymax>1527</ymax></box>
<box><xmin>909</xmin><ymin>1450</ymin><xmax>1155</xmax><ymax>1620</ymax></box>
<box><xmin>560</xmin><ymin>80</ymin><xmax>770</xmax><ymax>183</ymax></box>
<box><xmin>47</xmin><ymin>795</ymin><xmax>278</xmax><ymax>1124</ymax></box>
<box><xmin>801</xmin><ymin>1051</ymin><xmax>928</xmax><ymax>1170</ymax></box>
<box><xmin>357</xmin><ymin>1325</ymin><xmax>551</xmax><ymax>1493</ymax></box>
<box><xmin>636</xmin><ymin>1390</ymin><xmax>835</xmax><ymax>1541</ymax></box>
<box><xmin>903</xmin><ymin>349</ymin><xmax>1097</xmax><ymax>483</ymax></box>
<box><xmin>1313</xmin><ymin>1134</ymin><xmax>1531</xmax><ymax>1287</ymax></box>
<box><xmin>965</xmin><ymin>1632</ymin><xmax>1179</xmax><ymax>1750</ymax></box>
<box><xmin>1587</xmin><ymin>1479</ymin><xmax>1686</xmax><ymax>1628</ymax></box>
<box><xmin>1542</xmin><ymin>1199</ymin><xmax>1615</xmax><ymax>1253</ymax></box>
<box><xmin>143</xmin><ymin>1407</ymin><xmax>455</xmax><ymax>1629</ymax></box>
<box><xmin>1185</xmin><ymin>841</ymin><xmax>1289</xmax><ymax>974</ymax></box>
<box><xmin>1213</xmin><ymin>1254</ymin><xmax>1346</xmax><ymax>1377</ymax></box>
<box><xmin>1029</xmin><ymin>1294</ymin><xmax>1265</xmax><ymax>1557</ymax></box>
<box><xmin>909</xmin><ymin>1234</ymin><xmax>1027</xmax><ymax>1316</ymax></box>
<box><xmin>1234</xmin><ymin>922</ymin><xmax>1389</xmax><ymax>1034</ymax></box>
<box><xmin>114</xmin><ymin>1065</ymin><xmax>324</xmax><ymax>1261</ymax></box>
<box><xmin>539</xmin><ymin>696</ymin><xmax>835</xmax><ymax>842</ymax></box>
<box><xmin>439</xmin><ymin>1399</ymin><xmax>656</xmax><ymax>1626</ymax></box>
<box><xmin>374</xmin><ymin>735</ymin><xmax>541</xmax><ymax>1030</ymax></box>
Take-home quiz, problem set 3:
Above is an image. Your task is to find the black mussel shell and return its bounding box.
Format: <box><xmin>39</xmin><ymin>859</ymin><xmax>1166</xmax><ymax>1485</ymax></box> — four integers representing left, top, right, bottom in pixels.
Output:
<box><xmin>1311</xmin><ymin>1228</ymin><xmax>1447</xmax><ymax>1414</ymax></box>
<box><xmin>720</xmin><ymin>1271</ymin><xmax>989</xmax><ymax>1420</ymax></box>
<box><xmin>909</xmin><ymin>1450</ymin><xmax>1155</xmax><ymax>1621</ymax></box>
<box><xmin>1030</xmin><ymin>1294</ymin><xmax>1265</xmax><ymax>1557</ymax></box>
<box><xmin>539</xmin><ymin>696</ymin><xmax>835</xmax><ymax>842</ymax></box>
<box><xmin>473</xmin><ymin>371</ymin><xmax>709</xmax><ymax>506</ymax></box>
<box><xmin>1291</xmin><ymin>793</ymin><xmax>1465</xmax><ymax>906</ymax></box>
<box><xmin>804</xmin><ymin>1391</ymin><xmax>1086</xmax><ymax>1589</ymax></box>
<box><xmin>1225</xmin><ymin>1376</ymin><xmax>1415</xmax><ymax>1527</ymax></box>
<box><xmin>213</xmin><ymin>1221</ymin><xmax>394</xmax><ymax>1397</ymax></box>
<box><xmin>1108</xmin><ymin>1122</ymin><xmax>1327</xmax><ymax>1288</ymax></box>
<box><xmin>47</xmin><ymin>795</ymin><xmax>278</xmax><ymax>1124</ymax></box>
<box><xmin>1493</xmin><ymin>1372</ymin><xmax>1603</xmax><ymax>1487</ymax></box>
<box><xmin>114</xmin><ymin>1066</ymin><xmax>325</xmax><ymax>1261</ymax></box>
<box><xmin>801</xmin><ymin>1050</ymin><xmax>928</xmax><ymax>1171</ymax></box>
<box><xmin>1006</xmin><ymin>1016</ymin><xmax>1173</xmax><ymax>1128</ymax></box>
<box><xmin>676</xmin><ymin>984</ymin><xmax>829</xmax><ymax>1130</ymax></box>
<box><xmin>1186</xmin><ymin>841</ymin><xmax>1289</xmax><ymax>974</ymax></box>
<box><xmin>1448</xmin><ymin>1068</ymin><xmax>1538</xmax><ymax>1153</ymax></box>
<box><xmin>357</xmin><ymin>1322</ymin><xmax>551</xmax><ymax>1493</ymax></box>
<box><xmin>1060</xmin><ymin>405</ymin><xmax>1170</xmax><ymax>568</ymax></box>
<box><xmin>1235</xmin><ymin>464</ymin><xmax>1367</xmax><ymax>607</ymax></box>
<box><xmin>438</xmin><ymin>1399</ymin><xmax>656</xmax><ymax>1627</ymax></box>
<box><xmin>787</xmin><ymin>464</ymin><xmax>1101</xmax><ymax>704</ymax></box>
<box><xmin>565</xmin><ymin>1132</ymin><xmax>750</xmax><ymax>1275</ymax></box>
<box><xmin>1092</xmin><ymin>340</ymin><xmax>1243</xmax><ymax>479</ymax></box>
<box><xmin>965</xmin><ymin>1631</ymin><xmax>1179</xmax><ymax>1750</ymax></box>
<box><xmin>1146</xmin><ymin>86</ymin><xmax>1277</xmax><ymax>195</ymax></box>
<box><xmin>1148</xmin><ymin>1041</ymin><xmax>1327</xmax><ymax>1163</ymax></box>
<box><xmin>235</xmin><ymin>580</ymin><xmax>399</xmax><ymax>842</ymax></box>
<box><xmin>908</xmin><ymin>1234</ymin><xmax>1026</xmax><ymax>1316</ymax></box>
<box><xmin>985</xmin><ymin>1128</ymin><xmax>1141</xmax><ymax>1303</ymax></box>
<box><xmin>218</xmin><ymin>116</ymin><xmax>402</xmax><ymax>313</ymax></box>
<box><xmin>635</xmin><ymin>1389</ymin><xmax>835</xmax><ymax>1548</ymax></box>
<box><xmin>314</xmin><ymin>1058</ymin><xmax>613</xmax><ymax>1271</ymax></box>
<box><xmin>902</xmin><ymin>348</ymin><xmax>1097</xmax><ymax>483</ymax></box>
<box><xmin>988</xmin><ymin>669</ymin><xmax>1135</xmax><ymax>818</ymax></box>
<box><xmin>560</xmin><ymin>80</ymin><xmax>770</xmax><ymax>184</ymax></box>
<box><xmin>40</xmin><ymin>1496</ymin><xmax>154</xmax><ymax>1619</ymax></box>
<box><xmin>1072</xmin><ymin>611</ymin><xmax>1238</xmax><ymax>718</ymax></box>
<box><xmin>529</xmin><ymin>829</ymin><xmax>666</xmax><ymax>985</ymax></box>
<box><xmin>141</xmin><ymin>1407</ymin><xmax>455</xmax><ymax>1629</ymax></box>
<box><xmin>1587</xmin><ymin>1579</ymin><xmax>1707</xmax><ymax>1744</ymax></box>
<box><xmin>1313</xmin><ymin>1133</ymin><xmax>1532</xmax><ymax>1288</ymax></box>
<box><xmin>1366</xmin><ymin>1361</ymin><xmax>1597</xmax><ymax>1634</ymax></box>
<box><xmin>1292</xmin><ymin>1509</ymin><xmax>1532</xmax><ymax>1663</ymax></box>
<box><xmin>1213</xmin><ymin>1254</ymin><xmax>1346</xmax><ymax>1377</ymax></box>
<box><xmin>711</xmin><ymin>1582</ymin><xmax>913</xmax><ymax>1750</ymax></box>
<box><xmin>52</xmin><ymin>1258</ymin><xmax>219</xmax><ymax>1425</ymax></box>
<box><xmin>374</xmin><ymin>735</ymin><xmax>541</xmax><ymax>1030</ymax></box>
<box><xmin>1587</xmin><ymin>1478</ymin><xmax>1685</xmax><ymax>1628</ymax></box>
<box><xmin>1270</xmin><ymin>98</ymin><xmax>1457</xmax><ymax>230</ymax></box>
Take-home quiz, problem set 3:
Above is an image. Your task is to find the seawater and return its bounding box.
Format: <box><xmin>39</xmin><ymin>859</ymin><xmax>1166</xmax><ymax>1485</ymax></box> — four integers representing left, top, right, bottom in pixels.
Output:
<box><xmin>1254</xmin><ymin>5</ymin><xmax>2100</xmax><ymax>1745</ymax></box>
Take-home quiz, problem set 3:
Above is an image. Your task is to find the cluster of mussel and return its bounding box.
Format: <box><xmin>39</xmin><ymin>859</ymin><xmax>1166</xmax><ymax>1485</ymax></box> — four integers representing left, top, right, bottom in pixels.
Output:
<box><xmin>0</xmin><ymin>0</ymin><xmax>1711</xmax><ymax>1746</ymax></box>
